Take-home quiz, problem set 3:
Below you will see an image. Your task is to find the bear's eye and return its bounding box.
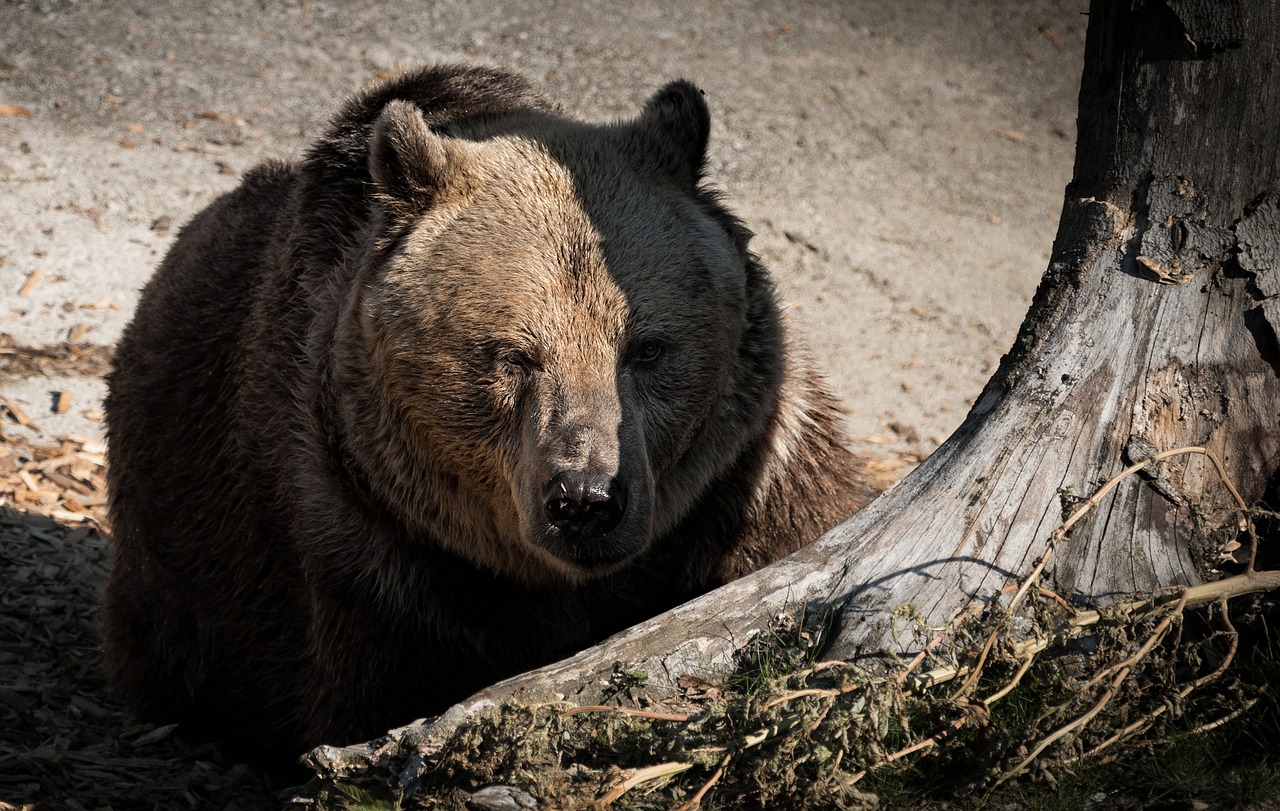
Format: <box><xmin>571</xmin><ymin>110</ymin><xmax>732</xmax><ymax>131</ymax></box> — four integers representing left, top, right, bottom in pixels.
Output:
<box><xmin>631</xmin><ymin>339</ymin><xmax>665</xmax><ymax>366</ymax></box>
<box><xmin>498</xmin><ymin>348</ymin><xmax>541</xmax><ymax>374</ymax></box>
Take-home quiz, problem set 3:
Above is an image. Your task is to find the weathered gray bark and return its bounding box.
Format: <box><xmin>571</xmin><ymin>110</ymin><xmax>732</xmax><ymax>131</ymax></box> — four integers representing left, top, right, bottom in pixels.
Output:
<box><xmin>315</xmin><ymin>0</ymin><xmax>1280</xmax><ymax>761</ymax></box>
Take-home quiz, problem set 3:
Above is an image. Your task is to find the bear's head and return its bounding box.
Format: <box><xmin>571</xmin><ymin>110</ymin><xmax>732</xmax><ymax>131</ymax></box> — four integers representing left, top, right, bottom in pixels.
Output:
<box><xmin>340</xmin><ymin>81</ymin><xmax>783</xmax><ymax>582</ymax></box>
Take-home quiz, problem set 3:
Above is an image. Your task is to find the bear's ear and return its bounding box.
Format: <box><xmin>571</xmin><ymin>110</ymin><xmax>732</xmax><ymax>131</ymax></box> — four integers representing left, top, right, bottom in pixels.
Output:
<box><xmin>633</xmin><ymin>80</ymin><xmax>711</xmax><ymax>187</ymax></box>
<box><xmin>368</xmin><ymin>99</ymin><xmax>455</xmax><ymax>214</ymax></box>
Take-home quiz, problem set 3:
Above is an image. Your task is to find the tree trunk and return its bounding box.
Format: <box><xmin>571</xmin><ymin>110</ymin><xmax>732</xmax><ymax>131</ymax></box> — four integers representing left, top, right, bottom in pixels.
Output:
<box><xmin>316</xmin><ymin>0</ymin><xmax>1280</xmax><ymax>761</ymax></box>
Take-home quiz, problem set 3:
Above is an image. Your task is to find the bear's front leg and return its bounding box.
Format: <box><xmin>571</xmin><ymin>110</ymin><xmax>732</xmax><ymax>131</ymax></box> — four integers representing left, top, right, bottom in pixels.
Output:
<box><xmin>302</xmin><ymin>587</ymin><xmax>430</xmax><ymax>747</ymax></box>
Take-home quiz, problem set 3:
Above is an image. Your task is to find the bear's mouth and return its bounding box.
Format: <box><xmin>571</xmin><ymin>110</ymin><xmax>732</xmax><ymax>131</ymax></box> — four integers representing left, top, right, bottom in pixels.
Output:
<box><xmin>540</xmin><ymin>525</ymin><xmax>643</xmax><ymax>572</ymax></box>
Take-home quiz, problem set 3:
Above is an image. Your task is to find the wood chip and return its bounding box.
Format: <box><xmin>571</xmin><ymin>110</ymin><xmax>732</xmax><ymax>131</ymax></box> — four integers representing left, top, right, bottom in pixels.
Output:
<box><xmin>863</xmin><ymin>456</ymin><xmax>905</xmax><ymax>473</ymax></box>
<box><xmin>132</xmin><ymin>723</ymin><xmax>180</xmax><ymax>746</ymax></box>
<box><xmin>17</xmin><ymin>267</ymin><xmax>44</xmax><ymax>297</ymax></box>
<box><xmin>48</xmin><ymin>508</ymin><xmax>93</xmax><ymax>523</ymax></box>
<box><xmin>80</xmin><ymin>297</ymin><xmax>122</xmax><ymax>309</ymax></box>
<box><xmin>68</xmin><ymin>694</ymin><xmax>111</xmax><ymax>719</ymax></box>
<box><xmin>0</xmin><ymin>397</ymin><xmax>34</xmax><ymax>427</ymax></box>
<box><xmin>43</xmin><ymin>468</ymin><xmax>93</xmax><ymax>496</ymax></box>
<box><xmin>995</xmin><ymin>129</ymin><xmax>1026</xmax><ymax>143</ymax></box>
<box><xmin>64</xmin><ymin>436</ymin><xmax>106</xmax><ymax>454</ymax></box>
<box><xmin>0</xmin><ymin>104</ymin><xmax>33</xmax><ymax>118</ymax></box>
<box><xmin>1039</xmin><ymin>25</ymin><xmax>1063</xmax><ymax>45</ymax></box>
<box><xmin>53</xmin><ymin>390</ymin><xmax>72</xmax><ymax>414</ymax></box>
<box><xmin>856</xmin><ymin>434</ymin><xmax>895</xmax><ymax>444</ymax></box>
<box><xmin>17</xmin><ymin>468</ymin><xmax>42</xmax><ymax>492</ymax></box>
<box><xmin>68</xmin><ymin>323</ymin><xmax>91</xmax><ymax>342</ymax></box>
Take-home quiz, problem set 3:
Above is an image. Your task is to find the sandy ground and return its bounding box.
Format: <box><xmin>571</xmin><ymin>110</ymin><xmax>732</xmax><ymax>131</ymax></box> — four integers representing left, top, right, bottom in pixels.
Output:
<box><xmin>0</xmin><ymin>0</ymin><xmax>1087</xmax><ymax>807</ymax></box>
<box><xmin>2</xmin><ymin>0</ymin><xmax>1086</xmax><ymax>454</ymax></box>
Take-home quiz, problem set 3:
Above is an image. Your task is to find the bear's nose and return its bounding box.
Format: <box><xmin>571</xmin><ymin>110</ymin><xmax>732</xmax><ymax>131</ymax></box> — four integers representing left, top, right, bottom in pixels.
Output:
<box><xmin>544</xmin><ymin>470</ymin><xmax>627</xmax><ymax>540</ymax></box>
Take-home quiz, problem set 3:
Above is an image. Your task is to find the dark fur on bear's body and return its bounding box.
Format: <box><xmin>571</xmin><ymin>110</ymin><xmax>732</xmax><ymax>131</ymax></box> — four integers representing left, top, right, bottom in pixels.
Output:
<box><xmin>102</xmin><ymin>65</ymin><xmax>872</xmax><ymax>761</ymax></box>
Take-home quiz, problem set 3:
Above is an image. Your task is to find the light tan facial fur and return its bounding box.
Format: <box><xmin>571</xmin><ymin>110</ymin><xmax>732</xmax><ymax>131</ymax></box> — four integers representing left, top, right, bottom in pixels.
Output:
<box><xmin>349</xmin><ymin>105</ymin><xmax>756</xmax><ymax>581</ymax></box>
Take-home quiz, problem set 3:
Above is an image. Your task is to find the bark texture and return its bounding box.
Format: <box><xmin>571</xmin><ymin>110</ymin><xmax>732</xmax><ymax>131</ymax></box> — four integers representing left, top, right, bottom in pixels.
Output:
<box><xmin>316</xmin><ymin>0</ymin><xmax>1280</xmax><ymax>754</ymax></box>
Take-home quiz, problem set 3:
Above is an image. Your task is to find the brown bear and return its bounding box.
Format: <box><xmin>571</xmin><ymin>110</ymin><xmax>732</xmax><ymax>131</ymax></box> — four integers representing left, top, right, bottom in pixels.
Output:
<box><xmin>101</xmin><ymin>64</ymin><xmax>872</xmax><ymax>763</ymax></box>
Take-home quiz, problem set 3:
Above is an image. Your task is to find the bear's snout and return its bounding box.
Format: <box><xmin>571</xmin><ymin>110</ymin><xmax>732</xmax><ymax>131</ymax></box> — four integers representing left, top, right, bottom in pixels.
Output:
<box><xmin>543</xmin><ymin>469</ymin><xmax>628</xmax><ymax>548</ymax></box>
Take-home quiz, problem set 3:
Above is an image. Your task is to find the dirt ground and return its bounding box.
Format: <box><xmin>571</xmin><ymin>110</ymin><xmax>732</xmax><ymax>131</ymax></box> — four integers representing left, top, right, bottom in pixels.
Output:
<box><xmin>0</xmin><ymin>0</ymin><xmax>1087</xmax><ymax>808</ymax></box>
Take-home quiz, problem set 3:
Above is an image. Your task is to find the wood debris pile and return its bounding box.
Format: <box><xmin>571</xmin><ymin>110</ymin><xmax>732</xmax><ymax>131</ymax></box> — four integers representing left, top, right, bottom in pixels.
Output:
<box><xmin>0</xmin><ymin>432</ymin><xmax>109</xmax><ymax>530</ymax></box>
<box><xmin>0</xmin><ymin>334</ymin><xmax>113</xmax><ymax>382</ymax></box>
<box><xmin>0</xmin><ymin>429</ymin><xmax>289</xmax><ymax>809</ymax></box>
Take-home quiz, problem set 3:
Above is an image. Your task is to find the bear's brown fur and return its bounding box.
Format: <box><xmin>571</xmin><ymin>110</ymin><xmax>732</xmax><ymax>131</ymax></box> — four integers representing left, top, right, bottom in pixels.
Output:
<box><xmin>101</xmin><ymin>64</ymin><xmax>874</xmax><ymax>761</ymax></box>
